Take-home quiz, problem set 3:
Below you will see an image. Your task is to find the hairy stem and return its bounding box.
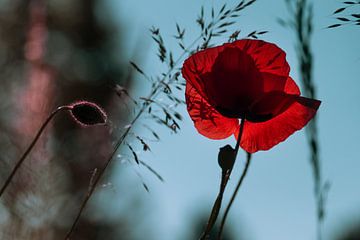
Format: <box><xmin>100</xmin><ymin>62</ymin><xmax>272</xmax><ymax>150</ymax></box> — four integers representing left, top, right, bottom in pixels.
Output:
<box><xmin>64</xmin><ymin>100</ymin><xmax>147</xmax><ymax>240</ymax></box>
<box><xmin>64</xmin><ymin>35</ymin><xmax>202</xmax><ymax>240</ymax></box>
<box><xmin>0</xmin><ymin>106</ymin><xmax>71</xmax><ymax>198</ymax></box>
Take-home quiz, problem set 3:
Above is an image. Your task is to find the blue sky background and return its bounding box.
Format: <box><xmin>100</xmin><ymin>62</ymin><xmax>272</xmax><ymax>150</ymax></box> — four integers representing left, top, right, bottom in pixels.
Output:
<box><xmin>94</xmin><ymin>1</ymin><xmax>360</xmax><ymax>239</ymax></box>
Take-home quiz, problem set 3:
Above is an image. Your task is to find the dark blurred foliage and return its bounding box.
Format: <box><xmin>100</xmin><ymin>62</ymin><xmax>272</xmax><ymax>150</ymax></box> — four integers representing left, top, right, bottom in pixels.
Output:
<box><xmin>335</xmin><ymin>220</ymin><xmax>360</xmax><ymax>240</ymax></box>
<box><xmin>0</xmin><ymin>0</ymin><xmax>140</xmax><ymax>239</ymax></box>
<box><xmin>338</xmin><ymin>231</ymin><xmax>360</xmax><ymax>240</ymax></box>
<box><xmin>188</xmin><ymin>213</ymin><xmax>240</xmax><ymax>240</ymax></box>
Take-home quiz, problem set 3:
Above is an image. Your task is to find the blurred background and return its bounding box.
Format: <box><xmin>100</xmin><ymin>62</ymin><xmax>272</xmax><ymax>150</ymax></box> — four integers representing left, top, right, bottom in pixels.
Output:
<box><xmin>0</xmin><ymin>0</ymin><xmax>359</xmax><ymax>239</ymax></box>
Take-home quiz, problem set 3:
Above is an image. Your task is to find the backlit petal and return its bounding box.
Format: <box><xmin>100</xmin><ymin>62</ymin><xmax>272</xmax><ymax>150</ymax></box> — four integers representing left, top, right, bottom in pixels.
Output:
<box><xmin>261</xmin><ymin>72</ymin><xmax>288</xmax><ymax>93</ymax></box>
<box><xmin>205</xmin><ymin>47</ymin><xmax>263</xmax><ymax>118</ymax></box>
<box><xmin>284</xmin><ymin>76</ymin><xmax>300</xmax><ymax>95</ymax></box>
<box><xmin>247</xmin><ymin>92</ymin><xmax>298</xmax><ymax>122</ymax></box>
<box><xmin>182</xmin><ymin>44</ymin><xmax>226</xmax><ymax>99</ymax></box>
<box><xmin>186</xmin><ymin>83</ymin><xmax>239</xmax><ymax>140</ymax></box>
<box><xmin>233</xmin><ymin>39</ymin><xmax>290</xmax><ymax>77</ymax></box>
<box><xmin>236</xmin><ymin>96</ymin><xmax>321</xmax><ymax>153</ymax></box>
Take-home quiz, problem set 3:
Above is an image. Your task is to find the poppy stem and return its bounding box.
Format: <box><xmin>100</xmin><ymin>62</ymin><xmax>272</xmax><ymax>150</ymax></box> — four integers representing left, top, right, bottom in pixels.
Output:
<box><xmin>217</xmin><ymin>152</ymin><xmax>252</xmax><ymax>240</ymax></box>
<box><xmin>200</xmin><ymin>119</ymin><xmax>246</xmax><ymax>239</ymax></box>
<box><xmin>200</xmin><ymin>170</ymin><xmax>229</xmax><ymax>239</ymax></box>
<box><xmin>0</xmin><ymin>105</ymin><xmax>71</xmax><ymax>198</ymax></box>
<box><xmin>234</xmin><ymin>118</ymin><xmax>245</xmax><ymax>153</ymax></box>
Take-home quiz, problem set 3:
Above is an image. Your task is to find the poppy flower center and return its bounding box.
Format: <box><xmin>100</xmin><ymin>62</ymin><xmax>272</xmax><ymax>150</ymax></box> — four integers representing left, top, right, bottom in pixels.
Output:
<box><xmin>203</xmin><ymin>47</ymin><xmax>263</xmax><ymax>119</ymax></box>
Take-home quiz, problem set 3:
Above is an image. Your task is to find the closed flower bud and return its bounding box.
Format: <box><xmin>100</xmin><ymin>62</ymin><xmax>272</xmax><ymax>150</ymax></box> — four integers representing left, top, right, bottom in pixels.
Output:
<box><xmin>69</xmin><ymin>101</ymin><xmax>107</xmax><ymax>127</ymax></box>
<box><xmin>218</xmin><ymin>144</ymin><xmax>236</xmax><ymax>171</ymax></box>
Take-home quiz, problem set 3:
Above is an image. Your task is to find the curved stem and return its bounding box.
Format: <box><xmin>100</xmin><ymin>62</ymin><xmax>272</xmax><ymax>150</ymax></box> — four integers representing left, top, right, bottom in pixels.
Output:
<box><xmin>64</xmin><ymin>105</ymin><xmax>144</xmax><ymax>240</ymax></box>
<box><xmin>217</xmin><ymin>152</ymin><xmax>252</xmax><ymax>240</ymax></box>
<box><xmin>200</xmin><ymin>119</ymin><xmax>245</xmax><ymax>240</ymax></box>
<box><xmin>0</xmin><ymin>106</ymin><xmax>71</xmax><ymax>198</ymax></box>
<box><xmin>64</xmin><ymin>34</ymin><xmax>205</xmax><ymax>240</ymax></box>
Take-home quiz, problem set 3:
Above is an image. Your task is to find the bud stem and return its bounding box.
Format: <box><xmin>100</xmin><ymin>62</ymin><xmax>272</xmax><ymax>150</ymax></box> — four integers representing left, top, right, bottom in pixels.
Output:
<box><xmin>0</xmin><ymin>105</ymin><xmax>71</xmax><ymax>198</ymax></box>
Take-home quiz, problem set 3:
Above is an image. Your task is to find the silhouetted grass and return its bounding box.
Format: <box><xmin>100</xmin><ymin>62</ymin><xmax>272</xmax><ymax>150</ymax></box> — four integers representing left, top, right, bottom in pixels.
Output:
<box><xmin>65</xmin><ymin>1</ymin><xmax>262</xmax><ymax>238</ymax></box>
<box><xmin>280</xmin><ymin>1</ymin><xmax>328</xmax><ymax>239</ymax></box>
<box><xmin>327</xmin><ymin>1</ymin><xmax>360</xmax><ymax>28</ymax></box>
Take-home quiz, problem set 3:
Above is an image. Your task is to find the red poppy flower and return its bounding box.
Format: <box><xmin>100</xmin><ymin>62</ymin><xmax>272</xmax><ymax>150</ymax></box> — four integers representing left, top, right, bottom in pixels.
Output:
<box><xmin>182</xmin><ymin>39</ymin><xmax>321</xmax><ymax>153</ymax></box>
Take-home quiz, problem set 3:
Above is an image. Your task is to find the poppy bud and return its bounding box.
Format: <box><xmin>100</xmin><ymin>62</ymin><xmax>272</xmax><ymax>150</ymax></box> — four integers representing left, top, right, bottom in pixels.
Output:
<box><xmin>69</xmin><ymin>101</ymin><xmax>107</xmax><ymax>127</ymax></box>
<box><xmin>218</xmin><ymin>144</ymin><xmax>236</xmax><ymax>171</ymax></box>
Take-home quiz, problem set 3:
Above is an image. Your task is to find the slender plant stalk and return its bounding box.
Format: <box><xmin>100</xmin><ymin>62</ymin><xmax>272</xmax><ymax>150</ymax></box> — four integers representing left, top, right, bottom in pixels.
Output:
<box><xmin>65</xmin><ymin>2</ymin><xmax>260</xmax><ymax>236</ymax></box>
<box><xmin>64</xmin><ymin>35</ymin><xmax>203</xmax><ymax>240</ymax></box>
<box><xmin>200</xmin><ymin>119</ymin><xmax>245</xmax><ymax>240</ymax></box>
<box><xmin>217</xmin><ymin>152</ymin><xmax>252</xmax><ymax>240</ymax></box>
<box><xmin>281</xmin><ymin>1</ymin><xmax>324</xmax><ymax>239</ymax></box>
<box><xmin>292</xmin><ymin>1</ymin><xmax>324</xmax><ymax>239</ymax></box>
<box><xmin>64</xmin><ymin>104</ymin><xmax>145</xmax><ymax>240</ymax></box>
<box><xmin>0</xmin><ymin>106</ymin><xmax>71</xmax><ymax>198</ymax></box>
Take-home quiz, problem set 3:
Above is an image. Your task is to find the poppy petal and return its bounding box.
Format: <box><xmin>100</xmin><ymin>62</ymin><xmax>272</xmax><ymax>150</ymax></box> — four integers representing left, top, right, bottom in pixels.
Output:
<box><xmin>284</xmin><ymin>76</ymin><xmax>300</xmax><ymax>95</ymax></box>
<box><xmin>233</xmin><ymin>39</ymin><xmax>290</xmax><ymax>77</ymax></box>
<box><xmin>236</xmin><ymin>96</ymin><xmax>321</xmax><ymax>153</ymax></box>
<box><xmin>261</xmin><ymin>72</ymin><xmax>288</xmax><ymax>93</ymax></box>
<box><xmin>182</xmin><ymin>44</ymin><xmax>226</xmax><ymax>98</ymax></box>
<box><xmin>247</xmin><ymin>91</ymin><xmax>298</xmax><ymax>122</ymax></box>
<box><xmin>205</xmin><ymin>47</ymin><xmax>263</xmax><ymax>117</ymax></box>
<box><xmin>186</xmin><ymin>83</ymin><xmax>239</xmax><ymax>140</ymax></box>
